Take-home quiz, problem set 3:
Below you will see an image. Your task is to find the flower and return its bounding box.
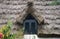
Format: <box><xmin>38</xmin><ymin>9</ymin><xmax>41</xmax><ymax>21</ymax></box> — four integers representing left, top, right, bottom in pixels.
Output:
<box><xmin>0</xmin><ymin>32</ymin><xmax>4</xmax><ymax>39</ymax></box>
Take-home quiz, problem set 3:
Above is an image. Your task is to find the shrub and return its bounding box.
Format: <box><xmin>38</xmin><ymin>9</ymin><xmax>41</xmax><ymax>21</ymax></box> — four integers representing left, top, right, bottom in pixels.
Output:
<box><xmin>0</xmin><ymin>20</ymin><xmax>16</xmax><ymax>39</ymax></box>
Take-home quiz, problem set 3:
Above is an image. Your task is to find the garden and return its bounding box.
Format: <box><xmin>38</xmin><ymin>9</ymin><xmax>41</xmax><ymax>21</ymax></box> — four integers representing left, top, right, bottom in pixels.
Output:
<box><xmin>0</xmin><ymin>20</ymin><xmax>24</xmax><ymax>39</ymax></box>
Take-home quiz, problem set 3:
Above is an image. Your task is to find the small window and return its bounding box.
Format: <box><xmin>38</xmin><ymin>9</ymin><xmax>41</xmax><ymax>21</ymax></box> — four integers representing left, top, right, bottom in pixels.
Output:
<box><xmin>31</xmin><ymin>22</ymin><xmax>35</xmax><ymax>29</ymax></box>
<box><xmin>25</xmin><ymin>22</ymin><xmax>29</xmax><ymax>31</ymax></box>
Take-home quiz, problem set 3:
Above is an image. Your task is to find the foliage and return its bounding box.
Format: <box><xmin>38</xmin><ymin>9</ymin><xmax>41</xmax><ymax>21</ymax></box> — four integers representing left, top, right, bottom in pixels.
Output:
<box><xmin>16</xmin><ymin>28</ymin><xmax>24</xmax><ymax>39</ymax></box>
<box><xmin>0</xmin><ymin>20</ymin><xmax>16</xmax><ymax>39</ymax></box>
<box><xmin>49</xmin><ymin>0</ymin><xmax>60</xmax><ymax>5</ymax></box>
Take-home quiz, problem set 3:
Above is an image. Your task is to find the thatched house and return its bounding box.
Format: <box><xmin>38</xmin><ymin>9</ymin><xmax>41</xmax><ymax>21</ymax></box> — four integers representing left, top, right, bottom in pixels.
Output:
<box><xmin>16</xmin><ymin>2</ymin><xmax>44</xmax><ymax>34</ymax></box>
<box><xmin>0</xmin><ymin>0</ymin><xmax>60</xmax><ymax>36</ymax></box>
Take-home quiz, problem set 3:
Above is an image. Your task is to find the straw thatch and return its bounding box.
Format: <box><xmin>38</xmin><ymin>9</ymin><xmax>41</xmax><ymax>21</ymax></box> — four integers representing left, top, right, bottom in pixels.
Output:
<box><xmin>16</xmin><ymin>6</ymin><xmax>44</xmax><ymax>24</ymax></box>
<box><xmin>0</xmin><ymin>0</ymin><xmax>60</xmax><ymax>34</ymax></box>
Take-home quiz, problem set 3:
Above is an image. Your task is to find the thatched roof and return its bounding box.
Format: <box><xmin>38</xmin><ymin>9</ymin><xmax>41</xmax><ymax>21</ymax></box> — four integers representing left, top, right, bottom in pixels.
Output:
<box><xmin>16</xmin><ymin>6</ymin><xmax>44</xmax><ymax>24</ymax></box>
<box><xmin>0</xmin><ymin>0</ymin><xmax>60</xmax><ymax>34</ymax></box>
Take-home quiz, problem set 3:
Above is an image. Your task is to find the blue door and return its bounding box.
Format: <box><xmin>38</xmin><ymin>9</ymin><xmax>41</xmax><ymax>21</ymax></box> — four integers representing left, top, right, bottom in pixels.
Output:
<box><xmin>24</xmin><ymin>20</ymin><xmax>37</xmax><ymax>34</ymax></box>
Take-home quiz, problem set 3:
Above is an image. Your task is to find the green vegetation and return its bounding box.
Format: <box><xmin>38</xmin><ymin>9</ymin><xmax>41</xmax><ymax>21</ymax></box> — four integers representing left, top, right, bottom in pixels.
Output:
<box><xmin>0</xmin><ymin>18</ymin><xmax>24</xmax><ymax>39</ymax></box>
<box><xmin>0</xmin><ymin>20</ymin><xmax>16</xmax><ymax>39</ymax></box>
<box><xmin>49</xmin><ymin>0</ymin><xmax>60</xmax><ymax>5</ymax></box>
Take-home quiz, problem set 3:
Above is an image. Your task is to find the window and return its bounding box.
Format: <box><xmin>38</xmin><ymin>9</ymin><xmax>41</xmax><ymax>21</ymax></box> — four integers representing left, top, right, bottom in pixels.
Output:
<box><xmin>24</xmin><ymin>20</ymin><xmax>37</xmax><ymax>34</ymax></box>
